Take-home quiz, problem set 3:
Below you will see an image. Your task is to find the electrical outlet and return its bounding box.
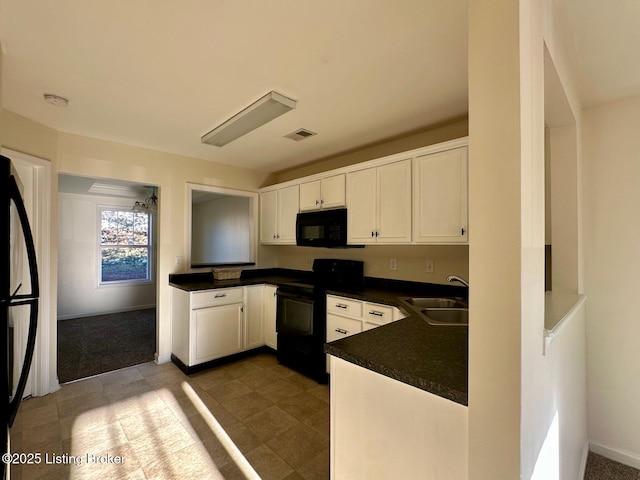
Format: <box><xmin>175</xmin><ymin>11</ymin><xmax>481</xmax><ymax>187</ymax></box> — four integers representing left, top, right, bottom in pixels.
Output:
<box><xmin>176</xmin><ymin>256</ymin><xmax>182</xmax><ymax>266</ymax></box>
<box><xmin>425</xmin><ymin>259</ymin><xmax>435</xmax><ymax>274</ymax></box>
<box><xmin>389</xmin><ymin>258</ymin><xmax>397</xmax><ymax>271</ymax></box>
<box><xmin>305</xmin><ymin>256</ymin><xmax>312</xmax><ymax>266</ymax></box>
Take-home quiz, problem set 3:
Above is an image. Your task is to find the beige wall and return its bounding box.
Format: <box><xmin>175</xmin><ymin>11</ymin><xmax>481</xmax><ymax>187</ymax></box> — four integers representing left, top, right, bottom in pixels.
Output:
<box><xmin>57</xmin><ymin>192</ymin><xmax>157</xmax><ymax>319</ymax></box>
<box><xmin>262</xmin><ymin>119</ymin><xmax>471</xmax><ymax>284</ymax></box>
<box><xmin>263</xmin><ymin>244</ymin><xmax>468</xmax><ymax>284</ymax></box>
<box><xmin>55</xmin><ymin>132</ymin><xmax>271</xmax><ymax>365</ymax></box>
<box><xmin>269</xmin><ymin>118</ymin><xmax>468</xmax><ymax>185</ymax></box>
<box><xmin>0</xmin><ymin>110</ymin><xmax>271</xmax><ymax>384</ymax></box>
<box><xmin>468</xmin><ymin>0</ymin><xmax>586</xmax><ymax>478</ymax></box>
<box><xmin>583</xmin><ymin>97</ymin><xmax>640</xmax><ymax>467</ymax></box>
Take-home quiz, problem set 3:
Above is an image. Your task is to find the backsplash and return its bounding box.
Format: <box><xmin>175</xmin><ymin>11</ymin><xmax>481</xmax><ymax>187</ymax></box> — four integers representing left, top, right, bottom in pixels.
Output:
<box><xmin>258</xmin><ymin>244</ymin><xmax>469</xmax><ymax>285</ymax></box>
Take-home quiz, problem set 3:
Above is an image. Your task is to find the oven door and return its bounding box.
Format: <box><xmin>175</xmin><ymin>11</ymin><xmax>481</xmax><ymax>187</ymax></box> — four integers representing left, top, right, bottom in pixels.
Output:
<box><xmin>276</xmin><ymin>290</ymin><xmax>314</xmax><ymax>336</ymax></box>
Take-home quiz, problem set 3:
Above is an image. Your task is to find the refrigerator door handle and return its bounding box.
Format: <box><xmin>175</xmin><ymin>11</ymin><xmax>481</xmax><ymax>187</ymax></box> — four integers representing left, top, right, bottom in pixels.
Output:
<box><xmin>7</xmin><ymin>175</ymin><xmax>40</xmax><ymax>428</ymax></box>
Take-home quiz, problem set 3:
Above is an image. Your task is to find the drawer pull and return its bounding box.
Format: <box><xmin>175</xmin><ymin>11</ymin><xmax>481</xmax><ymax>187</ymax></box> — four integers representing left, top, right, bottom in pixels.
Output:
<box><xmin>335</xmin><ymin>304</ymin><xmax>348</xmax><ymax>309</ymax></box>
<box><xmin>369</xmin><ymin>310</ymin><xmax>384</xmax><ymax>317</ymax></box>
<box><xmin>214</xmin><ymin>293</ymin><xmax>227</xmax><ymax>298</ymax></box>
<box><xmin>335</xmin><ymin>328</ymin><xmax>348</xmax><ymax>335</ymax></box>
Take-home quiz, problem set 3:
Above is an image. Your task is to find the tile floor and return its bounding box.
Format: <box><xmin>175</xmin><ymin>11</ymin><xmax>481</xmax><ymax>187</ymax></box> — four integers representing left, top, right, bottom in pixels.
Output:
<box><xmin>10</xmin><ymin>352</ymin><xmax>330</xmax><ymax>480</ymax></box>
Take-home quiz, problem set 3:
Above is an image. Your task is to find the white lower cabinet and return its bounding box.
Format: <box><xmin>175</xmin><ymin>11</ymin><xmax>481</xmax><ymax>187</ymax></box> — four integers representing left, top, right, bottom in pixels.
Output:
<box><xmin>172</xmin><ymin>285</ymin><xmax>273</xmax><ymax>369</ymax></box>
<box><xmin>263</xmin><ymin>285</ymin><xmax>278</xmax><ymax>349</ymax></box>
<box><xmin>326</xmin><ymin>294</ymin><xmax>404</xmax><ymax>372</ymax></box>
<box><xmin>330</xmin><ymin>357</ymin><xmax>468</xmax><ymax>480</ymax></box>
<box><xmin>244</xmin><ymin>285</ymin><xmax>265</xmax><ymax>350</ymax></box>
<box><xmin>194</xmin><ymin>302</ymin><xmax>243</xmax><ymax>363</ymax></box>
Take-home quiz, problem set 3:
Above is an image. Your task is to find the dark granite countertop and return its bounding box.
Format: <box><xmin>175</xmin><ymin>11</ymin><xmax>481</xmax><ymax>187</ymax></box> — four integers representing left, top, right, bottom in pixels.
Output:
<box><xmin>169</xmin><ymin>268</ymin><xmax>468</xmax><ymax>406</ymax></box>
<box><xmin>169</xmin><ymin>268</ymin><xmax>311</xmax><ymax>291</ymax></box>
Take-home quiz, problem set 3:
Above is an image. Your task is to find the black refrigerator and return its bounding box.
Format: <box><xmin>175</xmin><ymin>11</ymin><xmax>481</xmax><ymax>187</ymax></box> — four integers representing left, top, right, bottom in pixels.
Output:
<box><xmin>1</xmin><ymin>155</ymin><xmax>39</xmax><ymax>480</ymax></box>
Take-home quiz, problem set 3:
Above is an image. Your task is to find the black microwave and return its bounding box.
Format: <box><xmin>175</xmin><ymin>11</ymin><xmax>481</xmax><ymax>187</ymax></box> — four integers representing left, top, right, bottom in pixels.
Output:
<box><xmin>296</xmin><ymin>208</ymin><xmax>348</xmax><ymax>247</ymax></box>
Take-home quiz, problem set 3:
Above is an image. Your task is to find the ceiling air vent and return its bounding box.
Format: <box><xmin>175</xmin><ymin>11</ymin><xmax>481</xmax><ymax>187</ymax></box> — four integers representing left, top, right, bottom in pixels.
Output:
<box><xmin>284</xmin><ymin>128</ymin><xmax>317</xmax><ymax>141</ymax></box>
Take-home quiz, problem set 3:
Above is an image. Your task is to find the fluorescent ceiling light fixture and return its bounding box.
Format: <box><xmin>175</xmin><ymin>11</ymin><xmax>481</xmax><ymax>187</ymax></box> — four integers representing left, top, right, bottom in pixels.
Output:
<box><xmin>201</xmin><ymin>91</ymin><xmax>296</xmax><ymax>147</ymax></box>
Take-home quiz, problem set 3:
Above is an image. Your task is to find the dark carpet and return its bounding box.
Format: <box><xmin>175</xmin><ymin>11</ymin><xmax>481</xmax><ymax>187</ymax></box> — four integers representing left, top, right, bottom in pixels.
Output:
<box><xmin>584</xmin><ymin>452</ymin><xmax>640</xmax><ymax>480</ymax></box>
<box><xmin>57</xmin><ymin>308</ymin><xmax>156</xmax><ymax>383</ymax></box>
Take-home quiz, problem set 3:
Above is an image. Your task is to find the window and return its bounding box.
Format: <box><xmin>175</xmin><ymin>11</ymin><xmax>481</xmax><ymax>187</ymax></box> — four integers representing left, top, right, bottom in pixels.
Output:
<box><xmin>99</xmin><ymin>208</ymin><xmax>151</xmax><ymax>284</ymax></box>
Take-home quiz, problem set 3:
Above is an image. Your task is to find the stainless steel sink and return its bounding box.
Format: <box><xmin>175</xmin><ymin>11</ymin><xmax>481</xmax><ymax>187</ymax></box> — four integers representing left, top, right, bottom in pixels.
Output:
<box><xmin>399</xmin><ymin>297</ymin><xmax>469</xmax><ymax>326</ymax></box>
<box><xmin>421</xmin><ymin>308</ymin><xmax>468</xmax><ymax>326</ymax></box>
<box><xmin>400</xmin><ymin>297</ymin><xmax>467</xmax><ymax>309</ymax></box>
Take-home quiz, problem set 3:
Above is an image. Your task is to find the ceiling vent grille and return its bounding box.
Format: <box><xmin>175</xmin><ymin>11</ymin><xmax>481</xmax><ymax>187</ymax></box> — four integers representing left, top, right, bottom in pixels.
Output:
<box><xmin>284</xmin><ymin>128</ymin><xmax>317</xmax><ymax>141</ymax></box>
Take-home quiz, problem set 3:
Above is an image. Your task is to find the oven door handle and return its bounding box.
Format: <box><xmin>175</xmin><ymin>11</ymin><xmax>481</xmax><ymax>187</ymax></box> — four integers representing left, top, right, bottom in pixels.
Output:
<box><xmin>276</xmin><ymin>289</ymin><xmax>315</xmax><ymax>302</ymax></box>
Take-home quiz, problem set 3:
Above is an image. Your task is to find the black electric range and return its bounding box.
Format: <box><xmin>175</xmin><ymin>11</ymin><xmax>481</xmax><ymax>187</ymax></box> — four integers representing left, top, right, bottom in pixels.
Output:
<box><xmin>276</xmin><ymin>259</ymin><xmax>364</xmax><ymax>383</ymax></box>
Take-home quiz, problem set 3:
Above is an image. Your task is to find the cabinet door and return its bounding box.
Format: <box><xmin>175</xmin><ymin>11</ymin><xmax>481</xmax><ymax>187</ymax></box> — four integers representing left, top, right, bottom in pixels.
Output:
<box><xmin>347</xmin><ymin>167</ymin><xmax>377</xmax><ymax>244</ymax></box>
<box><xmin>192</xmin><ymin>303</ymin><xmax>243</xmax><ymax>364</ymax></box>
<box><xmin>245</xmin><ymin>285</ymin><xmax>264</xmax><ymax>350</ymax></box>
<box><xmin>321</xmin><ymin>174</ymin><xmax>346</xmax><ymax>209</ymax></box>
<box><xmin>377</xmin><ymin>159</ymin><xmax>412</xmax><ymax>243</ymax></box>
<box><xmin>299</xmin><ymin>180</ymin><xmax>321</xmax><ymax>212</ymax></box>
<box><xmin>277</xmin><ymin>185</ymin><xmax>299</xmax><ymax>243</ymax></box>
<box><xmin>263</xmin><ymin>285</ymin><xmax>278</xmax><ymax>349</ymax></box>
<box><xmin>413</xmin><ymin>147</ymin><xmax>468</xmax><ymax>243</ymax></box>
<box><xmin>260</xmin><ymin>190</ymin><xmax>278</xmax><ymax>244</ymax></box>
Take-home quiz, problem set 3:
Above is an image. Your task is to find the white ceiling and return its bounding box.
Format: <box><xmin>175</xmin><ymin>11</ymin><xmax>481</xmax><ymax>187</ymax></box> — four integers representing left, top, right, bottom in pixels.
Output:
<box><xmin>1</xmin><ymin>1</ymin><xmax>639</xmax><ymax>174</ymax></box>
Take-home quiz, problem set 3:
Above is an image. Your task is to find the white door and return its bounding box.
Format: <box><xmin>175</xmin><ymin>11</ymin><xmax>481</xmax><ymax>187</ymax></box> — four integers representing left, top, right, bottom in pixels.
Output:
<box><xmin>193</xmin><ymin>303</ymin><xmax>243</xmax><ymax>364</ymax></box>
<box><xmin>244</xmin><ymin>285</ymin><xmax>264</xmax><ymax>349</ymax></box>
<box><xmin>377</xmin><ymin>159</ymin><xmax>412</xmax><ymax>243</ymax></box>
<box><xmin>299</xmin><ymin>180</ymin><xmax>321</xmax><ymax>211</ymax></box>
<box><xmin>320</xmin><ymin>174</ymin><xmax>346</xmax><ymax>209</ymax></box>
<box><xmin>260</xmin><ymin>190</ymin><xmax>278</xmax><ymax>244</ymax></box>
<box><xmin>347</xmin><ymin>167</ymin><xmax>377</xmax><ymax>244</ymax></box>
<box><xmin>277</xmin><ymin>185</ymin><xmax>299</xmax><ymax>243</ymax></box>
<box><xmin>412</xmin><ymin>147</ymin><xmax>468</xmax><ymax>243</ymax></box>
<box><xmin>263</xmin><ymin>285</ymin><xmax>277</xmax><ymax>349</ymax></box>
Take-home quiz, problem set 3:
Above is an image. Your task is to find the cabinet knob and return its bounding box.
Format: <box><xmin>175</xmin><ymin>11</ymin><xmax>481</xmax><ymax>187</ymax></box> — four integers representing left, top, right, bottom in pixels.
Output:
<box><xmin>461</xmin><ymin>227</ymin><xmax>466</xmax><ymax>235</ymax></box>
<box><xmin>371</xmin><ymin>231</ymin><xmax>375</xmax><ymax>237</ymax></box>
<box><xmin>335</xmin><ymin>303</ymin><xmax>348</xmax><ymax>309</ymax></box>
<box><xmin>369</xmin><ymin>310</ymin><xmax>384</xmax><ymax>317</ymax></box>
<box><xmin>315</xmin><ymin>199</ymin><xmax>320</xmax><ymax>205</ymax></box>
<box><xmin>335</xmin><ymin>328</ymin><xmax>348</xmax><ymax>335</ymax></box>
<box><xmin>214</xmin><ymin>293</ymin><xmax>227</xmax><ymax>298</ymax></box>
<box><xmin>375</xmin><ymin>231</ymin><xmax>379</xmax><ymax>237</ymax></box>
<box><xmin>320</xmin><ymin>199</ymin><xmax>324</xmax><ymax>205</ymax></box>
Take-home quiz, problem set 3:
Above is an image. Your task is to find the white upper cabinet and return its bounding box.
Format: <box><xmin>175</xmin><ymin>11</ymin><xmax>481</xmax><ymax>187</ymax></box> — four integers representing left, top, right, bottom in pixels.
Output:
<box><xmin>259</xmin><ymin>137</ymin><xmax>469</xmax><ymax>246</ymax></box>
<box><xmin>260</xmin><ymin>184</ymin><xmax>299</xmax><ymax>244</ymax></box>
<box><xmin>299</xmin><ymin>174</ymin><xmax>346</xmax><ymax>211</ymax></box>
<box><xmin>412</xmin><ymin>146</ymin><xmax>468</xmax><ymax>244</ymax></box>
<box><xmin>347</xmin><ymin>159</ymin><xmax>412</xmax><ymax>244</ymax></box>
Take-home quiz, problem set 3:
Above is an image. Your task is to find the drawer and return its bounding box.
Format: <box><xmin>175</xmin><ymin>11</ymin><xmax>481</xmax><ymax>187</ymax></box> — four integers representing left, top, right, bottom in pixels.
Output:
<box><xmin>327</xmin><ymin>313</ymin><xmax>363</xmax><ymax>342</ymax></box>
<box><xmin>327</xmin><ymin>295</ymin><xmax>363</xmax><ymax>318</ymax></box>
<box><xmin>192</xmin><ymin>288</ymin><xmax>244</xmax><ymax>309</ymax></box>
<box><xmin>363</xmin><ymin>302</ymin><xmax>395</xmax><ymax>324</ymax></box>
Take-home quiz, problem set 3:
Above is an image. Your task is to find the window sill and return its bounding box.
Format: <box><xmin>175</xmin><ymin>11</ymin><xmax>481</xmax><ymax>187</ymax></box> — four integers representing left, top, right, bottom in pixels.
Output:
<box><xmin>543</xmin><ymin>292</ymin><xmax>586</xmax><ymax>355</ymax></box>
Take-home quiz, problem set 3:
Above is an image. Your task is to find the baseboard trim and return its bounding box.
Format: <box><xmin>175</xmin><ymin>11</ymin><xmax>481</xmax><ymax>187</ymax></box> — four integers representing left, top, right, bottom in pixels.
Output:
<box><xmin>48</xmin><ymin>379</ymin><xmax>61</xmax><ymax>394</ymax></box>
<box><xmin>579</xmin><ymin>442</ymin><xmax>589</xmax><ymax>479</ymax></box>
<box><xmin>155</xmin><ymin>353</ymin><xmax>172</xmax><ymax>364</ymax></box>
<box><xmin>590</xmin><ymin>440</ymin><xmax>640</xmax><ymax>470</ymax></box>
<box><xmin>57</xmin><ymin>304</ymin><xmax>156</xmax><ymax>321</ymax></box>
<box><xmin>171</xmin><ymin>347</ymin><xmax>272</xmax><ymax>375</ymax></box>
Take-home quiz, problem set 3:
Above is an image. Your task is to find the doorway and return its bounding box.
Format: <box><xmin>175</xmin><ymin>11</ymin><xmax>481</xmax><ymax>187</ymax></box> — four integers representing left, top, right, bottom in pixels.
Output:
<box><xmin>57</xmin><ymin>174</ymin><xmax>158</xmax><ymax>382</ymax></box>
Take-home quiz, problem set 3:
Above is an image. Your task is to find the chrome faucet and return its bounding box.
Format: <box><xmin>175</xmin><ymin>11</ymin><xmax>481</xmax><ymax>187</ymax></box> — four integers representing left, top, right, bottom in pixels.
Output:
<box><xmin>446</xmin><ymin>275</ymin><xmax>469</xmax><ymax>288</ymax></box>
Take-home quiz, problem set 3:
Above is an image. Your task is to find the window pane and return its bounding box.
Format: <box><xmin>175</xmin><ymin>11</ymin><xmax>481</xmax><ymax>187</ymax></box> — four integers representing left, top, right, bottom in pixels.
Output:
<box><xmin>101</xmin><ymin>210</ymin><xmax>119</xmax><ymax>245</ymax></box>
<box><xmin>133</xmin><ymin>213</ymin><xmax>149</xmax><ymax>245</ymax></box>
<box><xmin>117</xmin><ymin>211</ymin><xmax>135</xmax><ymax>245</ymax></box>
<box><xmin>101</xmin><ymin>246</ymin><xmax>148</xmax><ymax>282</ymax></box>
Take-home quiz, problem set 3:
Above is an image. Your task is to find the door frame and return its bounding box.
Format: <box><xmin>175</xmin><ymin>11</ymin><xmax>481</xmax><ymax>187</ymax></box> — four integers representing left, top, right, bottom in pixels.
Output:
<box><xmin>2</xmin><ymin>148</ymin><xmax>55</xmax><ymax>397</ymax></box>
